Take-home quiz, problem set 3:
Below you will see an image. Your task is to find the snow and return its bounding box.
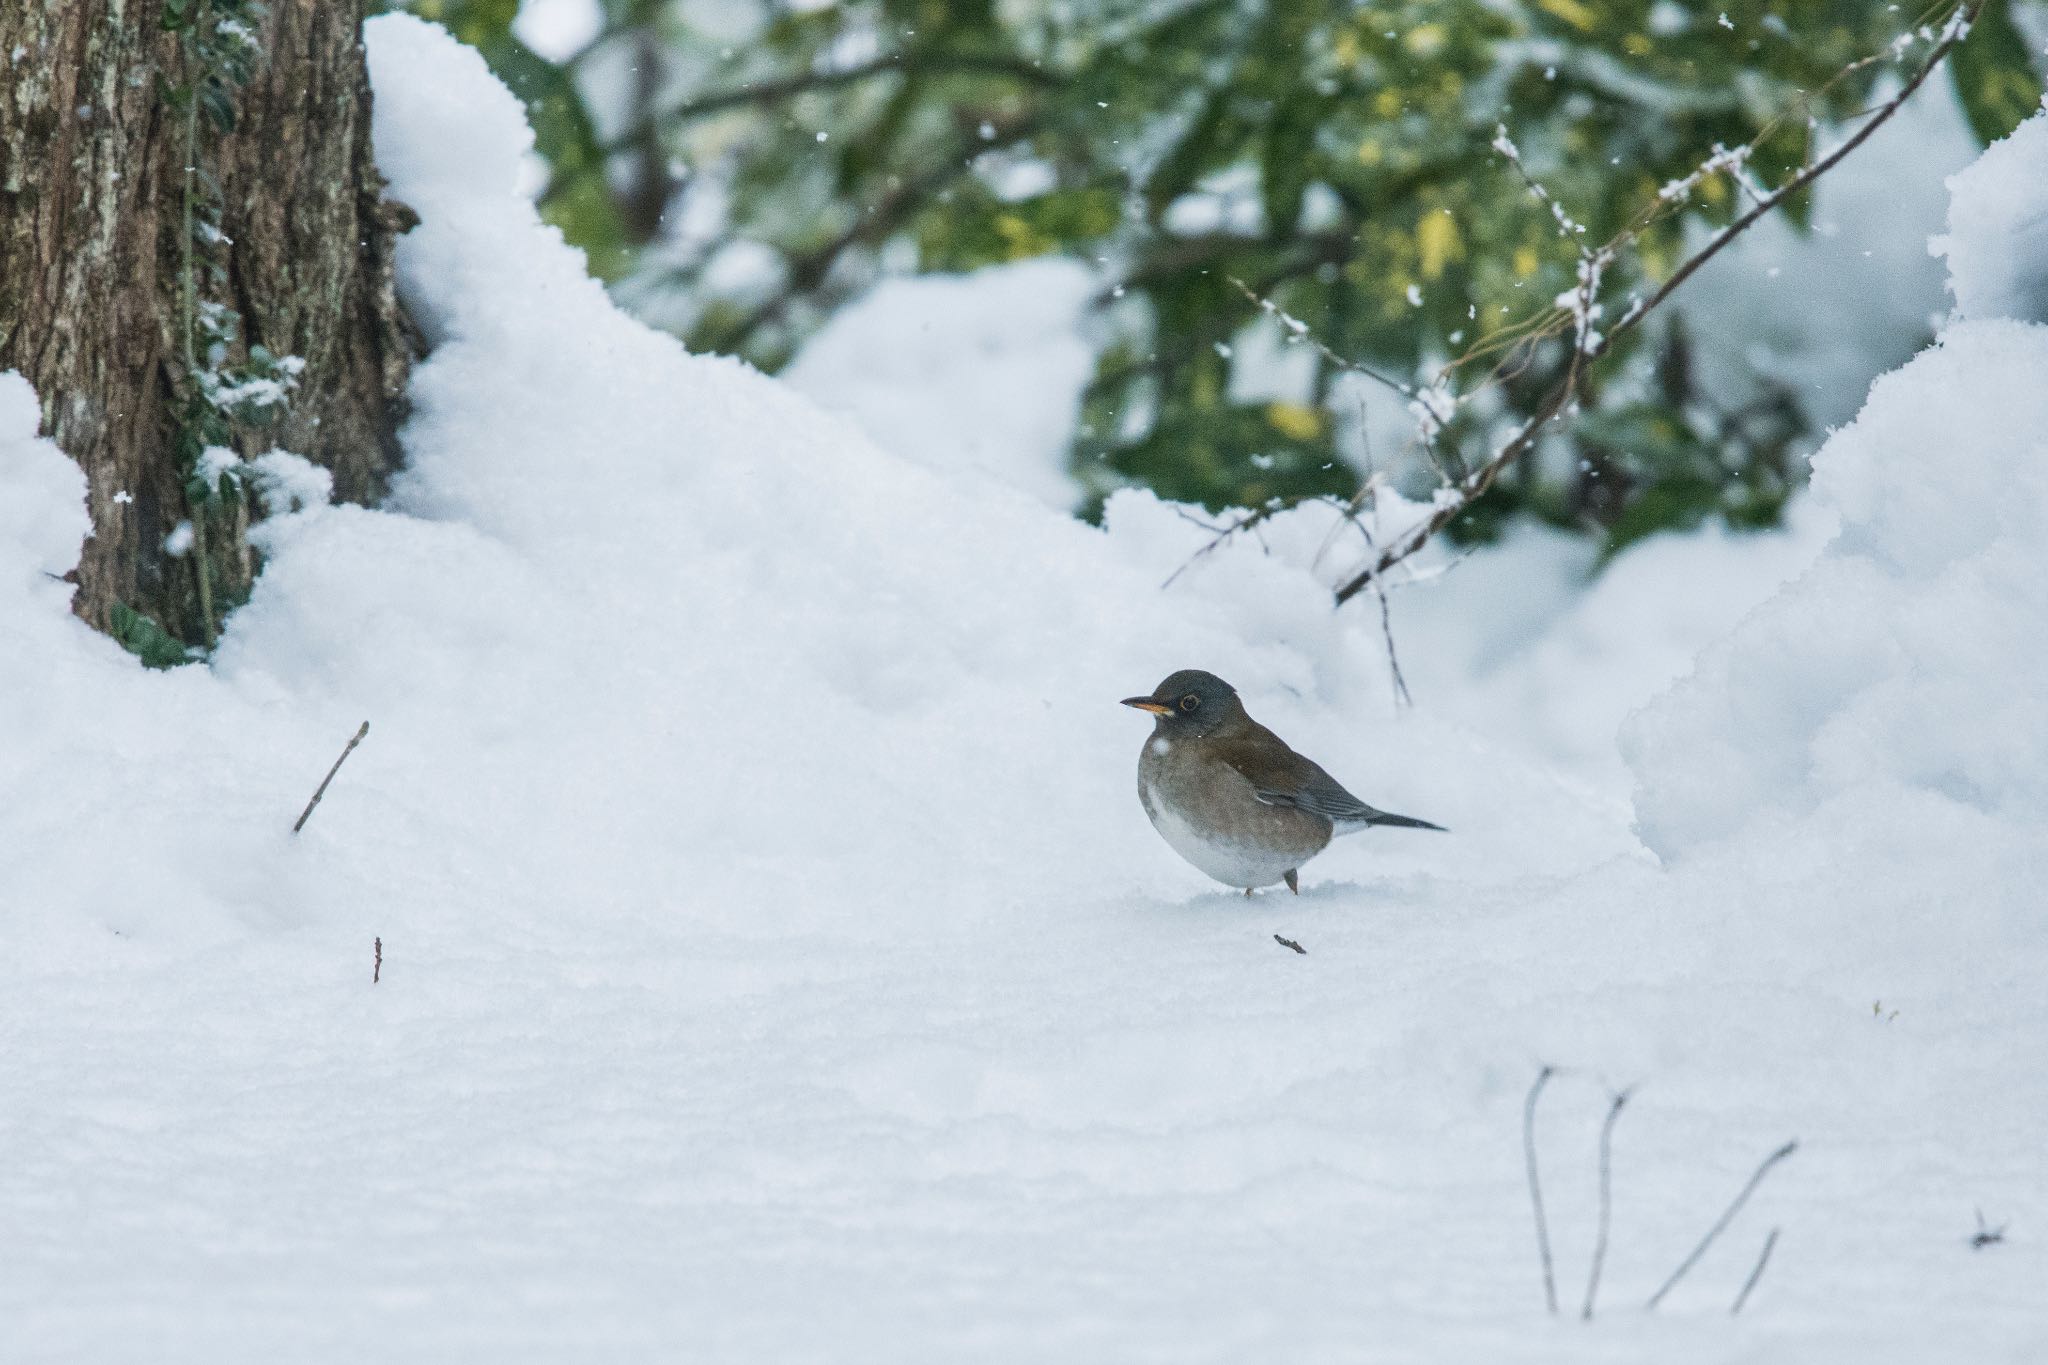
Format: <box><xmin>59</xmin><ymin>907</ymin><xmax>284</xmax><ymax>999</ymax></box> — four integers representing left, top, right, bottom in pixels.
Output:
<box><xmin>782</xmin><ymin>258</ymin><xmax>1099</xmax><ymax>508</ymax></box>
<box><xmin>1624</xmin><ymin>318</ymin><xmax>2048</xmax><ymax>856</ymax></box>
<box><xmin>4</xmin><ymin>21</ymin><xmax>2046</xmax><ymax>1362</ymax></box>
<box><xmin>1935</xmin><ymin>94</ymin><xmax>2048</xmax><ymax>324</ymax></box>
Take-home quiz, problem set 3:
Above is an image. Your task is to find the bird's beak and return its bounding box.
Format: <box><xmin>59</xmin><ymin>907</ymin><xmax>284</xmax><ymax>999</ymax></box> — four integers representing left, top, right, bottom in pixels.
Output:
<box><xmin>1121</xmin><ymin>696</ymin><xmax>1172</xmax><ymax>715</ymax></box>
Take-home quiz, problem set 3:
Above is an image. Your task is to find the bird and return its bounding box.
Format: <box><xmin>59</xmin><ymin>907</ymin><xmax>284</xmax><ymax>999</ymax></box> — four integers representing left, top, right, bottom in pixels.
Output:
<box><xmin>1121</xmin><ymin>669</ymin><xmax>1443</xmax><ymax>895</ymax></box>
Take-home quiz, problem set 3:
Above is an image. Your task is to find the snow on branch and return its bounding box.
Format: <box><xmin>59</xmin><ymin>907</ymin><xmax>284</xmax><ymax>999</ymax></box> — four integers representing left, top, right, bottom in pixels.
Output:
<box><xmin>1321</xmin><ymin>0</ymin><xmax>1984</xmax><ymax>608</ymax></box>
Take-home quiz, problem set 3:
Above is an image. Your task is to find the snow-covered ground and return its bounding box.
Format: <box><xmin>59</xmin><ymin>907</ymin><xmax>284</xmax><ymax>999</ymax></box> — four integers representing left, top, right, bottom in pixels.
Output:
<box><xmin>4</xmin><ymin>18</ymin><xmax>2045</xmax><ymax>1361</ymax></box>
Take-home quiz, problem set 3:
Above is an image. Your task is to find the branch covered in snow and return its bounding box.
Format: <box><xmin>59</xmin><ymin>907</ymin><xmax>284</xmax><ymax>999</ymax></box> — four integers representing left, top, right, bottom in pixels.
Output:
<box><xmin>1328</xmin><ymin>1</ymin><xmax>1984</xmax><ymax>607</ymax></box>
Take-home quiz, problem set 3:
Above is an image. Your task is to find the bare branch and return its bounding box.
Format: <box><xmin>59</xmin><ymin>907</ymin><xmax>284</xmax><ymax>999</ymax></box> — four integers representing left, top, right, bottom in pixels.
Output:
<box><xmin>1581</xmin><ymin>1086</ymin><xmax>1635</xmax><ymax>1319</ymax></box>
<box><xmin>293</xmin><ymin>721</ymin><xmax>370</xmax><ymax>835</ymax></box>
<box><xmin>1524</xmin><ymin>1065</ymin><xmax>1560</xmax><ymax>1315</ymax></box>
<box><xmin>602</xmin><ymin>50</ymin><xmax>1062</xmax><ymax>153</ymax></box>
<box><xmin>1729</xmin><ymin>1227</ymin><xmax>1781</xmax><ymax>1316</ymax></box>
<box><xmin>1273</xmin><ymin>934</ymin><xmax>1307</xmax><ymax>954</ymax></box>
<box><xmin>1227</xmin><ymin>277</ymin><xmax>1416</xmax><ymax>401</ymax></box>
<box><xmin>1647</xmin><ymin>1139</ymin><xmax>1799</xmax><ymax>1310</ymax></box>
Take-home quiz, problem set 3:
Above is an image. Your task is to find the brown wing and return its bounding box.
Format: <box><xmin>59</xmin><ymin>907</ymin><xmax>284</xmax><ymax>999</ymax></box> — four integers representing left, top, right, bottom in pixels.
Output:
<box><xmin>1211</xmin><ymin>723</ymin><xmax>1444</xmax><ymax>830</ymax></box>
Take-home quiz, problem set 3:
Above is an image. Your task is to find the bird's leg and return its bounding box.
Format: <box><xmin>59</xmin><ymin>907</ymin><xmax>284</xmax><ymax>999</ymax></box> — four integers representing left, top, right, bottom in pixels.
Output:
<box><xmin>1284</xmin><ymin>869</ymin><xmax>1299</xmax><ymax>895</ymax></box>
<box><xmin>1243</xmin><ymin>886</ymin><xmax>1255</xmax><ymax>899</ymax></box>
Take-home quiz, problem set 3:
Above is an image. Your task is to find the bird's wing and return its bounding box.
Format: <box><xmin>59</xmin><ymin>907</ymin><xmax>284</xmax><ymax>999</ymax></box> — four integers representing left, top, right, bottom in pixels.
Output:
<box><xmin>1215</xmin><ymin>727</ymin><xmax>1444</xmax><ymax>831</ymax></box>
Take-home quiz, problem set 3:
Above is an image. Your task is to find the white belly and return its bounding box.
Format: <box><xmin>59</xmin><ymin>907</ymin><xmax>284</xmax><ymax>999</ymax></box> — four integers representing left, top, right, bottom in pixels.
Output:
<box><xmin>1141</xmin><ymin>779</ymin><xmax>1303</xmax><ymax>889</ymax></box>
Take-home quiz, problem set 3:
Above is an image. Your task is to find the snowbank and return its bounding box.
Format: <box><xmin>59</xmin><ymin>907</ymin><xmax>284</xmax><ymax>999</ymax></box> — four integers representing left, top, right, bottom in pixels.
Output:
<box><xmin>1935</xmin><ymin>93</ymin><xmax>2048</xmax><ymax>324</ymax></box>
<box><xmin>783</xmin><ymin>258</ymin><xmax>1099</xmax><ymax>509</ymax></box>
<box><xmin>1627</xmin><ymin>244</ymin><xmax>2048</xmax><ymax>855</ymax></box>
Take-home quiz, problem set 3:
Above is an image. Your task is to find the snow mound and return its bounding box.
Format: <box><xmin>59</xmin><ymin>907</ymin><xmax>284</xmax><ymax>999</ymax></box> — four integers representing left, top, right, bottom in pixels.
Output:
<box><xmin>0</xmin><ymin>373</ymin><xmax>89</xmax><ymax>600</ymax></box>
<box><xmin>1934</xmin><ymin>97</ymin><xmax>2048</xmax><ymax>324</ymax></box>
<box><xmin>1625</xmin><ymin>313</ymin><xmax>2048</xmax><ymax>853</ymax></box>
<box><xmin>782</xmin><ymin>258</ymin><xmax>1099</xmax><ymax>509</ymax></box>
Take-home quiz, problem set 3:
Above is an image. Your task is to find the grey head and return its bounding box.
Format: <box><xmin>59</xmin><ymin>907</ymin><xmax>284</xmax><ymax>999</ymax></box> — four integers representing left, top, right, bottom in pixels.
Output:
<box><xmin>1120</xmin><ymin>668</ymin><xmax>1249</xmax><ymax>738</ymax></box>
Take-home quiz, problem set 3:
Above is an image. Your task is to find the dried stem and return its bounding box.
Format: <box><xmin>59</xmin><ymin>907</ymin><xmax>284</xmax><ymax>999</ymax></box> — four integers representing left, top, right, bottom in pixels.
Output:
<box><xmin>294</xmin><ymin>721</ymin><xmax>370</xmax><ymax>834</ymax></box>
<box><xmin>1580</xmin><ymin>1085</ymin><xmax>1635</xmax><ymax>1320</ymax></box>
<box><xmin>1729</xmin><ymin>1227</ymin><xmax>1781</xmax><ymax>1316</ymax></box>
<box><xmin>372</xmin><ymin>935</ymin><xmax>382</xmax><ymax>985</ymax></box>
<box><xmin>1523</xmin><ymin>1065</ymin><xmax>1559</xmax><ymax>1315</ymax></box>
<box><xmin>1273</xmin><ymin>934</ymin><xmax>1307</xmax><ymax>955</ymax></box>
<box><xmin>1647</xmin><ymin>1139</ymin><xmax>1799</xmax><ymax>1310</ymax></box>
<box><xmin>1330</xmin><ymin>2</ymin><xmax>1982</xmax><ymax>607</ymax></box>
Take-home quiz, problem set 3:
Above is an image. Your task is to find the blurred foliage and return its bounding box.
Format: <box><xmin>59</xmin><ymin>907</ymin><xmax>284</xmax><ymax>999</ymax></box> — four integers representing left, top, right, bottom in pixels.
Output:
<box><xmin>388</xmin><ymin>0</ymin><xmax>2044</xmax><ymax>553</ymax></box>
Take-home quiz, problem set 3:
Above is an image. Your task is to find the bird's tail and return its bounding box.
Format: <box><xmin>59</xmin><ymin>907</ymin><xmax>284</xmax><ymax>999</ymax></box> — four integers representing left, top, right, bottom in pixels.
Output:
<box><xmin>1363</xmin><ymin>808</ymin><xmax>1445</xmax><ymax>832</ymax></box>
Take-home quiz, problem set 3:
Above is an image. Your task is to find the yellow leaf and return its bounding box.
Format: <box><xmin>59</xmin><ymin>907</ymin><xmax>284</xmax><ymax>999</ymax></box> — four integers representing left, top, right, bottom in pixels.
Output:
<box><xmin>1404</xmin><ymin>23</ymin><xmax>1446</xmax><ymax>56</ymax></box>
<box><xmin>995</xmin><ymin>213</ymin><xmax>1049</xmax><ymax>259</ymax></box>
<box><xmin>1417</xmin><ymin>209</ymin><xmax>1461</xmax><ymax>280</ymax></box>
<box><xmin>1265</xmin><ymin>402</ymin><xmax>1325</xmax><ymax>442</ymax></box>
<box><xmin>1536</xmin><ymin>0</ymin><xmax>1598</xmax><ymax>31</ymax></box>
<box><xmin>1513</xmin><ymin>245</ymin><xmax>1540</xmax><ymax>277</ymax></box>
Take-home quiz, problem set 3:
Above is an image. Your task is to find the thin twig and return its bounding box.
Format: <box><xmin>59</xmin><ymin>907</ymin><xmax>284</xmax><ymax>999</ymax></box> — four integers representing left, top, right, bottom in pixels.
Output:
<box><xmin>1729</xmin><ymin>1227</ymin><xmax>1781</xmax><ymax>1315</ymax></box>
<box><xmin>1647</xmin><ymin>1139</ymin><xmax>1799</xmax><ymax>1310</ymax></box>
<box><xmin>1329</xmin><ymin>2</ymin><xmax>1982</xmax><ymax>607</ymax></box>
<box><xmin>602</xmin><ymin>50</ymin><xmax>1062</xmax><ymax>150</ymax></box>
<box><xmin>293</xmin><ymin>721</ymin><xmax>370</xmax><ymax>834</ymax></box>
<box><xmin>1970</xmin><ymin>1208</ymin><xmax>2008</xmax><ymax>1249</ymax></box>
<box><xmin>1524</xmin><ymin>1065</ymin><xmax>1559</xmax><ymax>1315</ymax></box>
<box><xmin>1581</xmin><ymin>1086</ymin><xmax>1635</xmax><ymax>1319</ymax></box>
<box><xmin>1273</xmin><ymin>934</ymin><xmax>1307</xmax><ymax>955</ymax></box>
<box><xmin>372</xmin><ymin>936</ymin><xmax>382</xmax><ymax>985</ymax></box>
<box><xmin>1160</xmin><ymin>502</ymin><xmax>1285</xmax><ymax>589</ymax></box>
<box><xmin>1227</xmin><ymin>277</ymin><xmax>1416</xmax><ymax>401</ymax></box>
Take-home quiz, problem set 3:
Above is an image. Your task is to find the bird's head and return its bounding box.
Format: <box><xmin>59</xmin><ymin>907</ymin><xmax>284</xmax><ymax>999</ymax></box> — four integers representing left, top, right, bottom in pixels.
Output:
<box><xmin>1120</xmin><ymin>669</ymin><xmax>1247</xmax><ymax>738</ymax></box>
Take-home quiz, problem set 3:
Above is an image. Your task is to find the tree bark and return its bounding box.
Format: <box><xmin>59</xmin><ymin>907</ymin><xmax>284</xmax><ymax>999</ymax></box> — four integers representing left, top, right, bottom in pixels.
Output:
<box><xmin>0</xmin><ymin>0</ymin><xmax>415</xmax><ymax>648</ymax></box>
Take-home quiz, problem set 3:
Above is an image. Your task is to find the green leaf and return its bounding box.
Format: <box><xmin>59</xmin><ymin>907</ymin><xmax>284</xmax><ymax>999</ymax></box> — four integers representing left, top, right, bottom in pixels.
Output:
<box><xmin>1948</xmin><ymin>0</ymin><xmax>2046</xmax><ymax>146</ymax></box>
<box><xmin>109</xmin><ymin>602</ymin><xmax>195</xmax><ymax>669</ymax></box>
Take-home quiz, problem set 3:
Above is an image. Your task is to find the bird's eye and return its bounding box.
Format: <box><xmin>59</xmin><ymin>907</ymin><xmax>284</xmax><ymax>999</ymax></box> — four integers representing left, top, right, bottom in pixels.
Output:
<box><xmin>1179</xmin><ymin>694</ymin><xmax>1199</xmax><ymax>712</ymax></box>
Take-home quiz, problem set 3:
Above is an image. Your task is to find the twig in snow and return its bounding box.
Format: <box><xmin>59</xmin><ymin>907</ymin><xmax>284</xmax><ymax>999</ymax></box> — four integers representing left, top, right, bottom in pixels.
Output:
<box><xmin>1580</xmin><ymin>1085</ymin><xmax>1635</xmax><ymax>1320</ymax></box>
<box><xmin>1647</xmin><ymin>1139</ymin><xmax>1799</xmax><ymax>1310</ymax></box>
<box><xmin>1329</xmin><ymin>2</ymin><xmax>1984</xmax><ymax>607</ymax></box>
<box><xmin>1523</xmin><ymin>1065</ymin><xmax>1560</xmax><ymax>1315</ymax></box>
<box><xmin>1160</xmin><ymin>502</ymin><xmax>1285</xmax><ymax>589</ymax></box>
<box><xmin>1729</xmin><ymin>1227</ymin><xmax>1781</xmax><ymax>1316</ymax></box>
<box><xmin>293</xmin><ymin>720</ymin><xmax>370</xmax><ymax>834</ymax></box>
<box><xmin>1971</xmin><ymin>1208</ymin><xmax>2007</xmax><ymax>1249</ymax></box>
<box><xmin>373</xmin><ymin>936</ymin><xmax>382</xmax><ymax>985</ymax></box>
<box><xmin>1273</xmin><ymin>934</ymin><xmax>1307</xmax><ymax>955</ymax></box>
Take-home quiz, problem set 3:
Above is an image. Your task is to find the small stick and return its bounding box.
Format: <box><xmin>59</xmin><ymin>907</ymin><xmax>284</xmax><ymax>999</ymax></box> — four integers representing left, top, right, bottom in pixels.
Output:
<box><xmin>294</xmin><ymin>721</ymin><xmax>369</xmax><ymax>833</ymax></box>
<box><xmin>1581</xmin><ymin>1086</ymin><xmax>1635</xmax><ymax>1319</ymax></box>
<box><xmin>1729</xmin><ymin>1227</ymin><xmax>1780</xmax><ymax>1316</ymax></box>
<box><xmin>1647</xmin><ymin>1140</ymin><xmax>1798</xmax><ymax>1310</ymax></box>
<box><xmin>1273</xmin><ymin>934</ymin><xmax>1307</xmax><ymax>955</ymax></box>
<box><xmin>1524</xmin><ymin>1065</ymin><xmax>1559</xmax><ymax>1315</ymax></box>
<box><xmin>1970</xmin><ymin>1208</ymin><xmax>2007</xmax><ymax>1249</ymax></box>
<box><xmin>373</xmin><ymin>936</ymin><xmax>382</xmax><ymax>984</ymax></box>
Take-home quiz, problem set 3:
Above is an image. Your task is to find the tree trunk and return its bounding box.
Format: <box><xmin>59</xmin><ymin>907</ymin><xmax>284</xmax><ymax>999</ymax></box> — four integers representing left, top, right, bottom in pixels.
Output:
<box><xmin>0</xmin><ymin>0</ymin><xmax>415</xmax><ymax>650</ymax></box>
